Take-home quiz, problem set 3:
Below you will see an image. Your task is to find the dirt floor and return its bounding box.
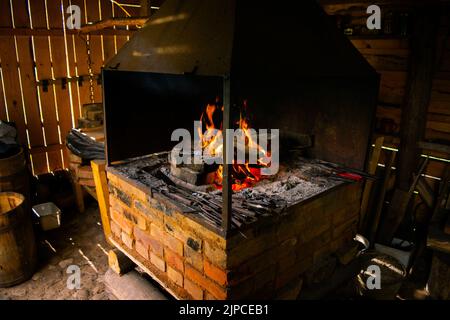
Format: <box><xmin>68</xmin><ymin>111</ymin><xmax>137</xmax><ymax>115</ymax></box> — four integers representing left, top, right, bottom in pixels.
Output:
<box><xmin>0</xmin><ymin>201</ymin><xmax>115</xmax><ymax>300</ymax></box>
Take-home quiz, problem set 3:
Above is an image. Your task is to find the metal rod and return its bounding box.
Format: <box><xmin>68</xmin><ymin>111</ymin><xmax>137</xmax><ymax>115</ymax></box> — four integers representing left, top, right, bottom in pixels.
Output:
<box><xmin>222</xmin><ymin>77</ymin><xmax>232</xmax><ymax>233</ymax></box>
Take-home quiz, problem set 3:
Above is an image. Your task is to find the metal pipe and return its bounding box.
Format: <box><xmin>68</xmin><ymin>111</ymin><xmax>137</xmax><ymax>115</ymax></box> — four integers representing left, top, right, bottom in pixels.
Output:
<box><xmin>222</xmin><ymin>77</ymin><xmax>232</xmax><ymax>234</ymax></box>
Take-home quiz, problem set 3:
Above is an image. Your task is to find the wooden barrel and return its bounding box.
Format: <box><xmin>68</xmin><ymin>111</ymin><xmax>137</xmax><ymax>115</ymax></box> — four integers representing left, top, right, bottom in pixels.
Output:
<box><xmin>0</xmin><ymin>148</ymin><xmax>30</xmax><ymax>199</ymax></box>
<box><xmin>0</xmin><ymin>192</ymin><xmax>37</xmax><ymax>287</ymax></box>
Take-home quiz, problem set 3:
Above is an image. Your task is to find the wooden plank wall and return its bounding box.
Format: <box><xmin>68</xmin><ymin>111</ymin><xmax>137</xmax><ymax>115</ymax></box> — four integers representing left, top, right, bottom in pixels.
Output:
<box><xmin>0</xmin><ymin>0</ymin><xmax>141</xmax><ymax>175</ymax></box>
<box><xmin>323</xmin><ymin>3</ymin><xmax>450</xmax><ymax>190</ymax></box>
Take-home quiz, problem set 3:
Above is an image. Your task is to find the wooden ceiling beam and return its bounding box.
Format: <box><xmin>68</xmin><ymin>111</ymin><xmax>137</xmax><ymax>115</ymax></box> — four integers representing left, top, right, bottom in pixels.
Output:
<box><xmin>79</xmin><ymin>17</ymin><xmax>148</xmax><ymax>34</ymax></box>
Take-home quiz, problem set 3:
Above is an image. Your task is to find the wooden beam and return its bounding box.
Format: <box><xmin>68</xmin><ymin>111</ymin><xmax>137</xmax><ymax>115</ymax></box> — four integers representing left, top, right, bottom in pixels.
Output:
<box><xmin>108</xmin><ymin>248</ymin><xmax>135</xmax><ymax>275</ymax></box>
<box><xmin>370</xmin><ymin>150</ymin><xmax>396</xmax><ymax>245</ymax></box>
<box><xmin>359</xmin><ymin>136</ymin><xmax>384</xmax><ymax>234</ymax></box>
<box><xmin>79</xmin><ymin>17</ymin><xmax>148</xmax><ymax>34</ymax></box>
<box><xmin>92</xmin><ymin>160</ymin><xmax>112</xmax><ymax>245</ymax></box>
<box><xmin>419</xmin><ymin>141</ymin><xmax>450</xmax><ymax>155</ymax></box>
<box><xmin>397</xmin><ymin>10</ymin><xmax>439</xmax><ymax>191</ymax></box>
<box><xmin>375</xmin><ymin>8</ymin><xmax>440</xmax><ymax>245</ymax></box>
<box><xmin>140</xmin><ymin>0</ymin><xmax>152</xmax><ymax>17</ymax></box>
<box><xmin>108</xmin><ymin>237</ymin><xmax>181</xmax><ymax>299</ymax></box>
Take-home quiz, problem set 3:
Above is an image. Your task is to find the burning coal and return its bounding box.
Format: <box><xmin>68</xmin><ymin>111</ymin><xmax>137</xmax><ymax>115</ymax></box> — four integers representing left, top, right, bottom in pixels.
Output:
<box><xmin>171</xmin><ymin>99</ymin><xmax>279</xmax><ymax>191</ymax></box>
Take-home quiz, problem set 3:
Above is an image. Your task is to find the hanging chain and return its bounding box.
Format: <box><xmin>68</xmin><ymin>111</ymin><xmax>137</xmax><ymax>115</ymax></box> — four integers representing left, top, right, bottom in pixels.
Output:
<box><xmin>79</xmin><ymin>34</ymin><xmax>96</xmax><ymax>104</ymax></box>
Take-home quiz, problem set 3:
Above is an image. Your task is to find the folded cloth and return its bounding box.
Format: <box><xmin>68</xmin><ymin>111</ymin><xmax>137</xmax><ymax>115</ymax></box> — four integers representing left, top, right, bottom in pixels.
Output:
<box><xmin>66</xmin><ymin>129</ymin><xmax>105</xmax><ymax>161</ymax></box>
<box><xmin>0</xmin><ymin>121</ymin><xmax>20</xmax><ymax>158</ymax></box>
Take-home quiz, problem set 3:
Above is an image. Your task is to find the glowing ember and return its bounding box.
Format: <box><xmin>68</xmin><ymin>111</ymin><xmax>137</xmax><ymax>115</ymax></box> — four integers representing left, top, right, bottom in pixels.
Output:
<box><xmin>198</xmin><ymin>99</ymin><xmax>269</xmax><ymax>191</ymax></box>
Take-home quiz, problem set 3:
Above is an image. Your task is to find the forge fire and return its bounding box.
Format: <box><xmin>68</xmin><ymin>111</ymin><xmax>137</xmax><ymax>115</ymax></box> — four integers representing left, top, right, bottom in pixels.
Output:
<box><xmin>170</xmin><ymin>99</ymin><xmax>278</xmax><ymax>192</ymax></box>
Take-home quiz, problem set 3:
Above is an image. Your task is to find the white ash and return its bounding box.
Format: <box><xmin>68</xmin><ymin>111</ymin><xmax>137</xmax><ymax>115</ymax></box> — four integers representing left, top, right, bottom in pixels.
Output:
<box><xmin>238</xmin><ymin>162</ymin><xmax>341</xmax><ymax>205</ymax></box>
<box><xmin>113</xmin><ymin>154</ymin><xmax>341</xmax><ymax>206</ymax></box>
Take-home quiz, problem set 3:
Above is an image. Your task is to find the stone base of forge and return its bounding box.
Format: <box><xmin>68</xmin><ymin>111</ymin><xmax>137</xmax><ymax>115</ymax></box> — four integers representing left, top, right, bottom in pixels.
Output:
<box><xmin>106</xmin><ymin>169</ymin><xmax>362</xmax><ymax>300</ymax></box>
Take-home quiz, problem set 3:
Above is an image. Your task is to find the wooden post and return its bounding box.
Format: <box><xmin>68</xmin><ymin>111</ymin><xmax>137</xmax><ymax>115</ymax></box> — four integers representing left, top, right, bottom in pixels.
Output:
<box><xmin>73</xmin><ymin>182</ymin><xmax>85</xmax><ymax>213</ymax></box>
<box><xmin>377</xmin><ymin>8</ymin><xmax>439</xmax><ymax>244</ymax></box>
<box><xmin>359</xmin><ymin>136</ymin><xmax>384</xmax><ymax>234</ymax></box>
<box><xmin>397</xmin><ymin>9</ymin><xmax>438</xmax><ymax>191</ymax></box>
<box><xmin>370</xmin><ymin>151</ymin><xmax>396</xmax><ymax>245</ymax></box>
<box><xmin>140</xmin><ymin>0</ymin><xmax>152</xmax><ymax>17</ymax></box>
<box><xmin>222</xmin><ymin>77</ymin><xmax>232</xmax><ymax>234</ymax></box>
<box><xmin>108</xmin><ymin>248</ymin><xmax>135</xmax><ymax>275</ymax></box>
<box><xmin>91</xmin><ymin>160</ymin><xmax>112</xmax><ymax>244</ymax></box>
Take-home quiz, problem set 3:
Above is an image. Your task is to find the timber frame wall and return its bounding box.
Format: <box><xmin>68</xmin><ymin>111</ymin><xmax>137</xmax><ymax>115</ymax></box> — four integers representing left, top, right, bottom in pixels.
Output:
<box><xmin>322</xmin><ymin>2</ymin><xmax>450</xmax><ymax>191</ymax></box>
<box><xmin>0</xmin><ymin>0</ymin><xmax>143</xmax><ymax>175</ymax></box>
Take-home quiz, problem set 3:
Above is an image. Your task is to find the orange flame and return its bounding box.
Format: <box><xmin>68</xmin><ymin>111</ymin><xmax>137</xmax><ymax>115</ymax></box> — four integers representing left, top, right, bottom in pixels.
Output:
<box><xmin>199</xmin><ymin>99</ymin><xmax>268</xmax><ymax>191</ymax></box>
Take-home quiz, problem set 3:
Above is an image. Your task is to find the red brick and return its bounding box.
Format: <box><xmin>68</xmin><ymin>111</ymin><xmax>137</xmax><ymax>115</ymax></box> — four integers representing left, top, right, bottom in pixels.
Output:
<box><xmin>110</xmin><ymin>220</ymin><xmax>121</xmax><ymax>238</ymax></box>
<box><xmin>111</xmin><ymin>208</ymin><xmax>133</xmax><ymax>235</ymax></box>
<box><xmin>110</xmin><ymin>196</ymin><xmax>124</xmax><ymax>212</ymax></box>
<box><xmin>134</xmin><ymin>199</ymin><xmax>164</xmax><ymax>227</ymax></box>
<box><xmin>204</xmin><ymin>260</ymin><xmax>227</xmax><ymax>286</ymax></box>
<box><xmin>107</xmin><ymin>173</ymin><xmax>122</xmax><ymax>189</ymax></box>
<box><xmin>121</xmin><ymin>231</ymin><xmax>134</xmax><ymax>249</ymax></box>
<box><xmin>167</xmin><ymin>266</ymin><xmax>183</xmax><ymax>287</ymax></box>
<box><xmin>185</xmin><ymin>265</ymin><xmax>227</xmax><ymax>300</ymax></box>
<box><xmin>147</xmin><ymin>226</ymin><xmax>164</xmax><ymax>257</ymax></box>
<box><xmin>204</xmin><ymin>292</ymin><xmax>216</xmax><ymax>300</ymax></box>
<box><xmin>109</xmin><ymin>185</ymin><xmax>132</xmax><ymax>207</ymax></box>
<box><xmin>204</xmin><ymin>241</ymin><xmax>227</xmax><ymax>269</ymax></box>
<box><xmin>165</xmin><ymin>248</ymin><xmax>184</xmax><ymax>272</ymax></box>
<box><xmin>135</xmin><ymin>240</ymin><xmax>149</xmax><ymax>260</ymax></box>
<box><xmin>332</xmin><ymin>218</ymin><xmax>358</xmax><ymax>240</ymax></box>
<box><xmin>110</xmin><ymin>173</ymin><xmax>147</xmax><ymax>203</ymax></box>
<box><xmin>185</xmin><ymin>246</ymin><xmax>203</xmax><ymax>272</ymax></box>
<box><xmin>150</xmin><ymin>224</ymin><xmax>164</xmax><ymax>240</ymax></box>
<box><xmin>297</xmin><ymin>230</ymin><xmax>332</xmax><ymax>262</ymax></box>
<box><xmin>127</xmin><ymin>183</ymin><xmax>148</xmax><ymax>203</ymax></box>
<box><xmin>228</xmin><ymin>277</ymin><xmax>255</xmax><ymax>300</ymax></box>
<box><xmin>150</xmin><ymin>252</ymin><xmax>166</xmax><ymax>272</ymax></box>
<box><xmin>276</xmin><ymin>277</ymin><xmax>303</xmax><ymax>300</ymax></box>
<box><xmin>132</xmin><ymin>212</ymin><xmax>147</xmax><ymax>231</ymax></box>
<box><xmin>276</xmin><ymin>257</ymin><xmax>312</xmax><ymax>290</ymax></box>
<box><xmin>111</xmin><ymin>197</ymin><xmax>146</xmax><ymax>230</ymax></box>
<box><xmin>184</xmin><ymin>278</ymin><xmax>203</xmax><ymax>300</ymax></box>
<box><xmin>134</xmin><ymin>226</ymin><xmax>154</xmax><ymax>249</ymax></box>
<box><xmin>332</xmin><ymin>202</ymin><xmax>359</xmax><ymax>227</ymax></box>
<box><xmin>165</xmin><ymin>233</ymin><xmax>183</xmax><ymax>257</ymax></box>
<box><xmin>277</xmin><ymin>252</ymin><xmax>297</xmax><ymax>273</ymax></box>
<box><xmin>149</xmin><ymin>238</ymin><xmax>164</xmax><ymax>257</ymax></box>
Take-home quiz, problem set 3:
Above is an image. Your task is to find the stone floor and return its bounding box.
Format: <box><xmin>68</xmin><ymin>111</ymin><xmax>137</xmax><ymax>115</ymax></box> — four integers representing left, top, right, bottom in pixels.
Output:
<box><xmin>0</xmin><ymin>202</ymin><xmax>115</xmax><ymax>300</ymax></box>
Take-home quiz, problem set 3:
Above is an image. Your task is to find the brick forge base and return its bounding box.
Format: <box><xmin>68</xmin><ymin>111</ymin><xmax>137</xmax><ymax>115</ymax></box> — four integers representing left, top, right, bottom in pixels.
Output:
<box><xmin>106</xmin><ymin>168</ymin><xmax>362</xmax><ymax>300</ymax></box>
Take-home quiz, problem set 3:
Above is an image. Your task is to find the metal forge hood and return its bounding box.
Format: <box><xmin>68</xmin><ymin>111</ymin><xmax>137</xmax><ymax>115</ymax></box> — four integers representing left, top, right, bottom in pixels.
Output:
<box><xmin>103</xmin><ymin>0</ymin><xmax>379</xmax><ymax>170</ymax></box>
<box><xmin>105</xmin><ymin>0</ymin><xmax>375</xmax><ymax>78</ymax></box>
